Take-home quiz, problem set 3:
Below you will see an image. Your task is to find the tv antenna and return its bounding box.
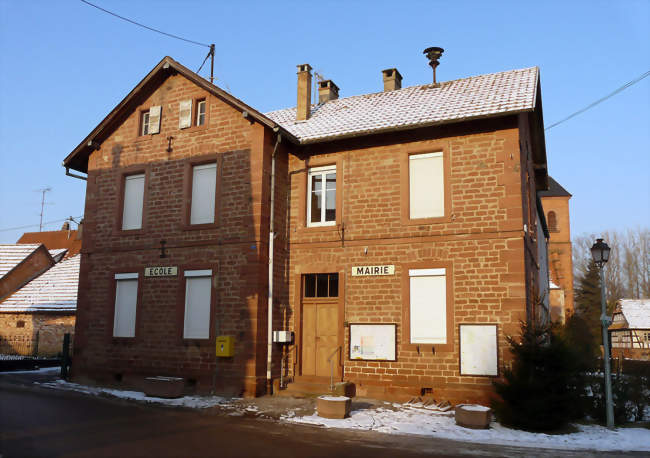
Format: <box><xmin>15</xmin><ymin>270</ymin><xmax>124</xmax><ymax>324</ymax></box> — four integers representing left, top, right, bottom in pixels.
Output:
<box><xmin>36</xmin><ymin>187</ymin><xmax>53</xmax><ymax>232</ymax></box>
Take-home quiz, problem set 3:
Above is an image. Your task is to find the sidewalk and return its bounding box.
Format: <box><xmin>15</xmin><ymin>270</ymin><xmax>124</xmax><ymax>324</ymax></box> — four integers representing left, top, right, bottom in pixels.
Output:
<box><xmin>2</xmin><ymin>368</ymin><xmax>649</xmax><ymax>454</ymax></box>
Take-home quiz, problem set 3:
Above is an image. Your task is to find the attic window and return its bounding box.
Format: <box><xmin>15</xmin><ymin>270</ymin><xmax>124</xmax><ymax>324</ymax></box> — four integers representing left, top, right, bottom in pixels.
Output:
<box><xmin>141</xmin><ymin>111</ymin><xmax>150</xmax><ymax>135</ymax></box>
<box><xmin>196</xmin><ymin>99</ymin><xmax>206</xmax><ymax>126</ymax></box>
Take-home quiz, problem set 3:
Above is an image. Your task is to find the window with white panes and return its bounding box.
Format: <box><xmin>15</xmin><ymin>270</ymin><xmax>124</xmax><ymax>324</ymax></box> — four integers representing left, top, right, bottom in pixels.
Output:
<box><xmin>196</xmin><ymin>100</ymin><xmax>206</xmax><ymax>126</ymax></box>
<box><xmin>409</xmin><ymin>152</ymin><xmax>444</xmax><ymax>219</ymax></box>
<box><xmin>183</xmin><ymin>270</ymin><xmax>213</xmax><ymax>339</ymax></box>
<box><xmin>113</xmin><ymin>273</ymin><xmax>138</xmax><ymax>338</ymax></box>
<box><xmin>141</xmin><ymin>110</ymin><xmax>150</xmax><ymax>135</ymax></box>
<box><xmin>121</xmin><ymin>173</ymin><xmax>145</xmax><ymax>230</ymax></box>
<box><xmin>307</xmin><ymin>165</ymin><xmax>336</xmax><ymax>226</ymax></box>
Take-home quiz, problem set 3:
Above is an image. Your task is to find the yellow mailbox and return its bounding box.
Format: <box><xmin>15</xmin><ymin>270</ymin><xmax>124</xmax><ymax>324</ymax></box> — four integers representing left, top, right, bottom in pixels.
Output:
<box><xmin>216</xmin><ymin>336</ymin><xmax>235</xmax><ymax>357</ymax></box>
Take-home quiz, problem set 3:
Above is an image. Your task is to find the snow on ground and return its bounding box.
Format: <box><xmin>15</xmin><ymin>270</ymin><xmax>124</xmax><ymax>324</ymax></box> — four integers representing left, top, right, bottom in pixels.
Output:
<box><xmin>281</xmin><ymin>403</ymin><xmax>650</xmax><ymax>452</ymax></box>
<box><xmin>0</xmin><ymin>366</ymin><xmax>60</xmax><ymax>375</ymax></box>
<box><xmin>36</xmin><ymin>379</ymin><xmax>235</xmax><ymax>409</ymax></box>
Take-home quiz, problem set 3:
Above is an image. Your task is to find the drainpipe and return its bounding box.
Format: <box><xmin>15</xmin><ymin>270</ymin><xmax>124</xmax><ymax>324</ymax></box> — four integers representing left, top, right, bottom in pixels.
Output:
<box><xmin>267</xmin><ymin>129</ymin><xmax>282</xmax><ymax>394</ymax></box>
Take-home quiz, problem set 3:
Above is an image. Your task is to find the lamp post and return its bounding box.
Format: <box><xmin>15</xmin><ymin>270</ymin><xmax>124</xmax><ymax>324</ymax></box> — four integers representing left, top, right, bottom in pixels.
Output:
<box><xmin>590</xmin><ymin>238</ymin><xmax>614</xmax><ymax>428</ymax></box>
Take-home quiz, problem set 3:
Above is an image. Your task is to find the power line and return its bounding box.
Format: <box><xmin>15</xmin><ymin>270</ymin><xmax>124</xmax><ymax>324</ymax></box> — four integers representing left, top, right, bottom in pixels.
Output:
<box><xmin>0</xmin><ymin>216</ymin><xmax>83</xmax><ymax>234</ymax></box>
<box><xmin>79</xmin><ymin>0</ymin><xmax>211</xmax><ymax>48</ymax></box>
<box><xmin>545</xmin><ymin>70</ymin><xmax>650</xmax><ymax>131</ymax></box>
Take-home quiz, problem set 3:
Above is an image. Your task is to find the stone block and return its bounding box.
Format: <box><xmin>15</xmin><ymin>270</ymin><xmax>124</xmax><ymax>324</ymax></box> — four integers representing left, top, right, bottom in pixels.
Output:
<box><xmin>333</xmin><ymin>381</ymin><xmax>355</xmax><ymax>397</ymax></box>
<box><xmin>144</xmin><ymin>376</ymin><xmax>184</xmax><ymax>399</ymax></box>
<box><xmin>317</xmin><ymin>395</ymin><xmax>351</xmax><ymax>419</ymax></box>
<box><xmin>455</xmin><ymin>404</ymin><xmax>492</xmax><ymax>429</ymax></box>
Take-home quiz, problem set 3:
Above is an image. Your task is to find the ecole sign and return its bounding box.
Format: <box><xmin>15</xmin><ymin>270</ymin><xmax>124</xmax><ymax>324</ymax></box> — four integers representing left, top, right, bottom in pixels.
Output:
<box><xmin>351</xmin><ymin>265</ymin><xmax>395</xmax><ymax>276</ymax></box>
<box><xmin>144</xmin><ymin>266</ymin><xmax>178</xmax><ymax>277</ymax></box>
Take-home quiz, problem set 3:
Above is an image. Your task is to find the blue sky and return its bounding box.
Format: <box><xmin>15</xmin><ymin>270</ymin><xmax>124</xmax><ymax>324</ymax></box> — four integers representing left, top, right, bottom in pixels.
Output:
<box><xmin>0</xmin><ymin>0</ymin><xmax>648</xmax><ymax>244</ymax></box>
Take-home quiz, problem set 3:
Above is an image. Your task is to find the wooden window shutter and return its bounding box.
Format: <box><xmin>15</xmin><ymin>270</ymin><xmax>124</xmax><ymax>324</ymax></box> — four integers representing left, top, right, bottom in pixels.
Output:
<box><xmin>179</xmin><ymin>100</ymin><xmax>192</xmax><ymax>129</ymax></box>
<box><xmin>183</xmin><ymin>270</ymin><xmax>213</xmax><ymax>339</ymax></box>
<box><xmin>409</xmin><ymin>268</ymin><xmax>447</xmax><ymax>344</ymax></box>
<box><xmin>113</xmin><ymin>275</ymin><xmax>138</xmax><ymax>337</ymax></box>
<box><xmin>190</xmin><ymin>163</ymin><xmax>217</xmax><ymax>224</ymax></box>
<box><xmin>148</xmin><ymin>105</ymin><xmax>161</xmax><ymax>134</ymax></box>
<box><xmin>409</xmin><ymin>152</ymin><xmax>444</xmax><ymax>219</ymax></box>
<box><xmin>122</xmin><ymin>174</ymin><xmax>145</xmax><ymax>230</ymax></box>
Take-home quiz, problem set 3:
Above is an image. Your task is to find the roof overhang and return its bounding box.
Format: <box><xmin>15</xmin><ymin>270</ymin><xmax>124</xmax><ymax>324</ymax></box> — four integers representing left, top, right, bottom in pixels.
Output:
<box><xmin>63</xmin><ymin>56</ymin><xmax>298</xmax><ymax>173</ymax></box>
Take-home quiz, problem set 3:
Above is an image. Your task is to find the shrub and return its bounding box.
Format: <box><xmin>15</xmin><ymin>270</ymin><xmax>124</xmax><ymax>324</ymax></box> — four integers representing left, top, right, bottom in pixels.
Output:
<box><xmin>491</xmin><ymin>321</ymin><xmax>588</xmax><ymax>431</ymax></box>
<box><xmin>587</xmin><ymin>372</ymin><xmax>649</xmax><ymax>424</ymax></box>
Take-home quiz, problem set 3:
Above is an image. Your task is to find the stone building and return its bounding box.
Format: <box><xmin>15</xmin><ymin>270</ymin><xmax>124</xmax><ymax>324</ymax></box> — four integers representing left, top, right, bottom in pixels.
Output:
<box><xmin>539</xmin><ymin>177</ymin><xmax>573</xmax><ymax>321</ymax></box>
<box><xmin>63</xmin><ymin>53</ymin><xmax>551</xmax><ymax>404</ymax></box>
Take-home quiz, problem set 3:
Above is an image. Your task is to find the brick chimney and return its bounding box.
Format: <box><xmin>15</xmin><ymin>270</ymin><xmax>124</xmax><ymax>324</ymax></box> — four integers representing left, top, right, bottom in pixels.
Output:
<box><xmin>296</xmin><ymin>64</ymin><xmax>312</xmax><ymax>121</ymax></box>
<box><xmin>382</xmin><ymin>68</ymin><xmax>402</xmax><ymax>91</ymax></box>
<box><xmin>318</xmin><ymin>80</ymin><xmax>339</xmax><ymax>103</ymax></box>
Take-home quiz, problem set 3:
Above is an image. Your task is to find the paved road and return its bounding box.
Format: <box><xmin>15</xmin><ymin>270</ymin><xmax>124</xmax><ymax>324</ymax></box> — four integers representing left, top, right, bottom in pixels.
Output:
<box><xmin>0</xmin><ymin>378</ymin><xmax>645</xmax><ymax>457</ymax></box>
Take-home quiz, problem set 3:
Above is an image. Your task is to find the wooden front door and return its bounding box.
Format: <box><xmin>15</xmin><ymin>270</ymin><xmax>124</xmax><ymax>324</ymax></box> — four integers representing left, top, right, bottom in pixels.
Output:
<box><xmin>301</xmin><ymin>273</ymin><xmax>340</xmax><ymax>378</ymax></box>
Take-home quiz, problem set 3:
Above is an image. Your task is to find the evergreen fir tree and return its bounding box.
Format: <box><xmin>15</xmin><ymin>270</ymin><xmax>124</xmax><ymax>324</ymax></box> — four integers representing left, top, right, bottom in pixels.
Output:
<box><xmin>573</xmin><ymin>260</ymin><xmax>603</xmax><ymax>351</ymax></box>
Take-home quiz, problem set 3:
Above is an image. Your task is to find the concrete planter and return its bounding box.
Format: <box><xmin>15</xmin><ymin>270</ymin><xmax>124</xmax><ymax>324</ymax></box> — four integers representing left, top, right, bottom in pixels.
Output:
<box><xmin>455</xmin><ymin>404</ymin><xmax>492</xmax><ymax>429</ymax></box>
<box><xmin>144</xmin><ymin>376</ymin><xmax>184</xmax><ymax>398</ymax></box>
<box><xmin>317</xmin><ymin>395</ymin><xmax>351</xmax><ymax>419</ymax></box>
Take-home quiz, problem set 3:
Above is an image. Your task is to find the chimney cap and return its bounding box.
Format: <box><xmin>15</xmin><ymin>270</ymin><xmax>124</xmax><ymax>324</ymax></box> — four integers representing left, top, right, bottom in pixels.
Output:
<box><xmin>319</xmin><ymin>80</ymin><xmax>340</xmax><ymax>91</ymax></box>
<box><xmin>297</xmin><ymin>63</ymin><xmax>313</xmax><ymax>73</ymax></box>
<box><xmin>382</xmin><ymin>68</ymin><xmax>403</xmax><ymax>80</ymax></box>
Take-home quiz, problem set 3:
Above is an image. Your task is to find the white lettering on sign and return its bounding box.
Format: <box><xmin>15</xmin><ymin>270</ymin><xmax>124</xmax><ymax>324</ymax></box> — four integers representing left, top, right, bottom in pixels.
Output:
<box><xmin>144</xmin><ymin>266</ymin><xmax>178</xmax><ymax>277</ymax></box>
<box><xmin>351</xmin><ymin>265</ymin><xmax>395</xmax><ymax>276</ymax></box>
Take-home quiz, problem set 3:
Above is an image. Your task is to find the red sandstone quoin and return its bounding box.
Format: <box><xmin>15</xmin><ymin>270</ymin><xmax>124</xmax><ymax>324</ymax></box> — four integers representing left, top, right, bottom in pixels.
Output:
<box><xmin>63</xmin><ymin>52</ymin><xmax>553</xmax><ymax>404</ymax></box>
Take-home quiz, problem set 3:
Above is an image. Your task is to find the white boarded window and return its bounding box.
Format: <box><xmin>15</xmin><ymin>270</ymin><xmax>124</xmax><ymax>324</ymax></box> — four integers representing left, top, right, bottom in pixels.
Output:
<box><xmin>148</xmin><ymin>105</ymin><xmax>161</xmax><ymax>134</ymax></box>
<box><xmin>409</xmin><ymin>152</ymin><xmax>444</xmax><ymax>219</ymax></box>
<box><xmin>409</xmin><ymin>268</ymin><xmax>446</xmax><ymax>344</ymax></box>
<box><xmin>113</xmin><ymin>273</ymin><xmax>138</xmax><ymax>338</ymax></box>
<box><xmin>179</xmin><ymin>100</ymin><xmax>192</xmax><ymax>129</ymax></box>
<box><xmin>190</xmin><ymin>163</ymin><xmax>217</xmax><ymax>225</ymax></box>
<box><xmin>184</xmin><ymin>270</ymin><xmax>212</xmax><ymax>339</ymax></box>
<box><xmin>122</xmin><ymin>174</ymin><xmax>145</xmax><ymax>230</ymax></box>
<box><xmin>307</xmin><ymin>165</ymin><xmax>336</xmax><ymax>227</ymax></box>
<box><xmin>460</xmin><ymin>325</ymin><xmax>498</xmax><ymax>376</ymax></box>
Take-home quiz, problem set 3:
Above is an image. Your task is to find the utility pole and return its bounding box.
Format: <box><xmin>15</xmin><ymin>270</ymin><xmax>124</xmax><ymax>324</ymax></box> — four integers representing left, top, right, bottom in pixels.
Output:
<box><xmin>38</xmin><ymin>187</ymin><xmax>52</xmax><ymax>232</ymax></box>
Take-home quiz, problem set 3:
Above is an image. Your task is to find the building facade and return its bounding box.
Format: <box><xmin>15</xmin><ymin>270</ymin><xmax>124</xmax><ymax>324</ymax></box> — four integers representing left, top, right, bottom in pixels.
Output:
<box><xmin>539</xmin><ymin>177</ymin><xmax>573</xmax><ymax>322</ymax></box>
<box><xmin>64</xmin><ymin>55</ymin><xmax>550</xmax><ymax>403</ymax></box>
<box><xmin>609</xmin><ymin>299</ymin><xmax>650</xmax><ymax>360</ymax></box>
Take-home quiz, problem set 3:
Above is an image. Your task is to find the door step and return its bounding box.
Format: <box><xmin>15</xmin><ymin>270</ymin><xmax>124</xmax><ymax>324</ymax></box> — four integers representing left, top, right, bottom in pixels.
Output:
<box><xmin>277</xmin><ymin>380</ymin><xmax>355</xmax><ymax>398</ymax></box>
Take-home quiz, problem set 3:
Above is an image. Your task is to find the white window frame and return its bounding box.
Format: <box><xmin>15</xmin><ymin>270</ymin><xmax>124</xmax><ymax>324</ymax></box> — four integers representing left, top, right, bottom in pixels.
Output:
<box><xmin>183</xmin><ymin>269</ymin><xmax>213</xmax><ymax>339</ymax></box>
<box><xmin>409</xmin><ymin>268</ymin><xmax>447</xmax><ymax>344</ymax></box>
<box><xmin>141</xmin><ymin>110</ymin><xmax>150</xmax><ymax>135</ymax></box>
<box><xmin>196</xmin><ymin>99</ymin><xmax>206</xmax><ymax>126</ymax></box>
<box><xmin>190</xmin><ymin>162</ymin><xmax>217</xmax><ymax>225</ymax></box>
<box><xmin>307</xmin><ymin>165</ymin><xmax>336</xmax><ymax>227</ymax></box>
<box><xmin>113</xmin><ymin>273</ymin><xmax>138</xmax><ymax>338</ymax></box>
<box><xmin>121</xmin><ymin>173</ymin><xmax>145</xmax><ymax>230</ymax></box>
<box><xmin>408</xmin><ymin>151</ymin><xmax>444</xmax><ymax>219</ymax></box>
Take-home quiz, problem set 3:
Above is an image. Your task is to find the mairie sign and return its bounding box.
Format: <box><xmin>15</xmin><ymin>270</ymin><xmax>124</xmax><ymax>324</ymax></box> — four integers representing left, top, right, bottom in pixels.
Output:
<box><xmin>351</xmin><ymin>265</ymin><xmax>395</xmax><ymax>276</ymax></box>
<box><xmin>144</xmin><ymin>266</ymin><xmax>178</xmax><ymax>277</ymax></box>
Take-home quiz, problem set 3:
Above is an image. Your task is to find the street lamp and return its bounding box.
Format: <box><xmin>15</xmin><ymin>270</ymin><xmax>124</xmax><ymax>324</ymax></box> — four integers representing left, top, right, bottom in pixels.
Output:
<box><xmin>591</xmin><ymin>238</ymin><xmax>614</xmax><ymax>428</ymax></box>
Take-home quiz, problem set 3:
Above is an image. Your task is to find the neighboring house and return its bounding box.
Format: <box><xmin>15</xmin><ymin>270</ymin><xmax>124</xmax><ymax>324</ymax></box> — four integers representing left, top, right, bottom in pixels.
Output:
<box><xmin>0</xmin><ymin>244</ymin><xmax>78</xmax><ymax>356</ymax></box>
<box><xmin>539</xmin><ymin>176</ymin><xmax>573</xmax><ymax>322</ymax></box>
<box><xmin>17</xmin><ymin>222</ymin><xmax>83</xmax><ymax>258</ymax></box>
<box><xmin>609</xmin><ymin>299</ymin><xmax>650</xmax><ymax>360</ymax></box>
<box><xmin>63</xmin><ymin>53</ymin><xmax>550</xmax><ymax>404</ymax></box>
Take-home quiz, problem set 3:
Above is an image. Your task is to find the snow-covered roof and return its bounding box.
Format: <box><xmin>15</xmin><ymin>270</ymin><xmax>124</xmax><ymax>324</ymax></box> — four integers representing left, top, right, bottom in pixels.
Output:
<box><xmin>549</xmin><ymin>280</ymin><xmax>560</xmax><ymax>290</ymax></box>
<box><xmin>49</xmin><ymin>249</ymin><xmax>68</xmax><ymax>262</ymax></box>
<box><xmin>0</xmin><ymin>254</ymin><xmax>79</xmax><ymax>312</ymax></box>
<box><xmin>0</xmin><ymin>244</ymin><xmax>41</xmax><ymax>278</ymax></box>
<box><xmin>617</xmin><ymin>299</ymin><xmax>650</xmax><ymax>329</ymax></box>
<box><xmin>265</xmin><ymin>67</ymin><xmax>538</xmax><ymax>143</ymax></box>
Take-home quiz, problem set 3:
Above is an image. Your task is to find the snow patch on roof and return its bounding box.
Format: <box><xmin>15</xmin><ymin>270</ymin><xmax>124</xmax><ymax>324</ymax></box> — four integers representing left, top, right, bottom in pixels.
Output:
<box><xmin>265</xmin><ymin>67</ymin><xmax>538</xmax><ymax>143</ymax></box>
<box><xmin>0</xmin><ymin>255</ymin><xmax>80</xmax><ymax>312</ymax></box>
<box><xmin>0</xmin><ymin>244</ymin><xmax>41</xmax><ymax>277</ymax></box>
<box><xmin>549</xmin><ymin>280</ymin><xmax>560</xmax><ymax>290</ymax></box>
<box><xmin>618</xmin><ymin>299</ymin><xmax>650</xmax><ymax>329</ymax></box>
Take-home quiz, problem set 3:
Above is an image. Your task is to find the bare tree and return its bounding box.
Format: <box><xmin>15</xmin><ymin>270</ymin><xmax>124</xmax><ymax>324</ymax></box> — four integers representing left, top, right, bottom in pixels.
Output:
<box><xmin>573</xmin><ymin>227</ymin><xmax>650</xmax><ymax>303</ymax></box>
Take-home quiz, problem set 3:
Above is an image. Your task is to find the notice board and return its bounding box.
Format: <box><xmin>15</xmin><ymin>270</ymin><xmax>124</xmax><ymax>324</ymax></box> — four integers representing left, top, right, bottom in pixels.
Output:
<box><xmin>349</xmin><ymin>324</ymin><xmax>396</xmax><ymax>361</ymax></box>
<box><xmin>460</xmin><ymin>324</ymin><xmax>498</xmax><ymax>376</ymax></box>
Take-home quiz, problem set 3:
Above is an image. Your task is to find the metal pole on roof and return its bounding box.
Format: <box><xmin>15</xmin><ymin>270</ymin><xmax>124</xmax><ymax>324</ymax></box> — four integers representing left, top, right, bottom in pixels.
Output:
<box><xmin>209</xmin><ymin>44</ymin><xmax>215</xmax><ymax>84</ymax></box>
<box><xmin>38</xmin><ymin>187</ymin><xmax>52</xmax><ymax>232</ymax></box>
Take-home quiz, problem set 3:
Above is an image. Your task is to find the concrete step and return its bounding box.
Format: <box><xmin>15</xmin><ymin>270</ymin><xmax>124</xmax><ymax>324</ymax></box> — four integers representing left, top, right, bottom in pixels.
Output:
<box><xmin>277</xmin><ymin>380</ymin><xmax>355</xmax><ymax>398</ymax></box>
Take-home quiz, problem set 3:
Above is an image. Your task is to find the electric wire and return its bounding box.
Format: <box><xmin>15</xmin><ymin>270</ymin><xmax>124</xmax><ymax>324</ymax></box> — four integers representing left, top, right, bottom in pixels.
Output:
<box><xmin>79</xmin><ymin>0</ymin><xmax>210</xmax><ymax>48</ymax></box>
<box><xmin>545</xmin><ymin>70</ymin><xmax>650</xmax><ymax>131</ymax></box>
<box><xmin>0</xmin><ymin>216</ymin><xmax>83</xmax><ymax>233</ymax></box>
